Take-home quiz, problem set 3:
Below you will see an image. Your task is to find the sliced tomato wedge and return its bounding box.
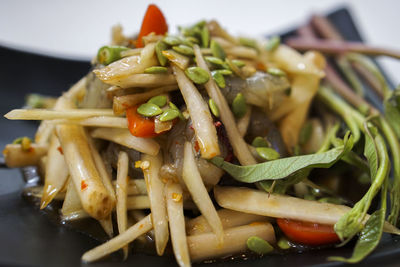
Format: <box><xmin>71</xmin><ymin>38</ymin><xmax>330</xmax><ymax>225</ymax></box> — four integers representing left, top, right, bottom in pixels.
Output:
<box><xmin>277</xmin><ymin>218</ymin><xmax>340</xmax><ymax>246</ymax></box>
<box><xmin>136</xmin><ymin>4</ymin><xmax>168</xmax><ymax>48</ymax></box>
<box><xmin>126</xmin><ymin>105</ymin><xmax>158</xmax><ymax>138</ymax></box>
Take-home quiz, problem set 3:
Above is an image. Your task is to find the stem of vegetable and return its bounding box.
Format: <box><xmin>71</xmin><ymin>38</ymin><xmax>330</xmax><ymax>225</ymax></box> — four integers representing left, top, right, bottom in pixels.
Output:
<box><xmin>379</xmin><ymin>117</ymin><xmax>400</xmax><ymax>224</ymax></box>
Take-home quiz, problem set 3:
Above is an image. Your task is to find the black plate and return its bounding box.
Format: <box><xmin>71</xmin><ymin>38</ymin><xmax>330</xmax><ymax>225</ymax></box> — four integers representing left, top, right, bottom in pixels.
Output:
<box><xmin>0</xmin><ymin>6</ymin><xmax>399</xmax><ymax>267</ymax></box>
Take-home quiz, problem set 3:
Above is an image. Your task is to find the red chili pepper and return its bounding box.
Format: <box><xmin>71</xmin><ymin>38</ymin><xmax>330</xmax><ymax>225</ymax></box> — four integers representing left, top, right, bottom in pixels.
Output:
<box><xmin>277</xmin><ymin>218</ymin><xmax>340</xmax><ymax>246</ymax></box>
<box><xmin>136</xmin><ymin>4</ymin><xmax>168</xmax><ymax>48</ymax></box>
<box><xmin>126</xmin><ymin>105</ymin><xmax>159</xmax><ymax>138</ymax></box>
<box><xmin>81</xmin><ymin>180</ymin><xmax>88</xmax><ymax>191</ymax></box>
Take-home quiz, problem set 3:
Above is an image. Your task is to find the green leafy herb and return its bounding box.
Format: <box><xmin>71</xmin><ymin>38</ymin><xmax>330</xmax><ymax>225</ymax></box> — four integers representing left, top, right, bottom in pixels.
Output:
<box><xmin>334</xmin><ymin>132</ymin><xmax>389</xmax><ymax>243</ymax></box>
<box><xmin>210</xmin><ymin>133</ymin><xmax>353</xmax><ymax>183</ymax></box>
<box><xmin>329</xmin><ymin>179</ymin><xmax>388</xmax><ymax>263</ymax></box>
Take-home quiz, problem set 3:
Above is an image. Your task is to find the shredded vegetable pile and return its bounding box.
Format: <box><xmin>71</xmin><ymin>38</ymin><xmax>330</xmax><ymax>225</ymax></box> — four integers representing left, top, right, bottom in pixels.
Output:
<box><xmin>4</xmin><ymin>4</ymin><xmax>400</xmax><ymax>266</ymax></box>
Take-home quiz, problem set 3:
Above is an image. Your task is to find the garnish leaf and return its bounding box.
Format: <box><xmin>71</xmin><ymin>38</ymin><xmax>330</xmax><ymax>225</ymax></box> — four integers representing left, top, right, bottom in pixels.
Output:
<box><xmin>334</xmin><ymin>132</ymin><xmax>389</xmax><ymax>243</ymax></box>
<box><xmin>329</xmin><ymin>179</ymin><xmax>388</xmax><ymax>263</ymax></box>
<box><xmin>210</xmin><ymin>133</ymin><xmax>353</xmax><ymax>183</ymax></box>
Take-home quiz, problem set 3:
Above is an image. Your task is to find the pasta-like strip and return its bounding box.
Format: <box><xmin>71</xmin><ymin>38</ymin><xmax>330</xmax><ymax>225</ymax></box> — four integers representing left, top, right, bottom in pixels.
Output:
<box><xmin>34</xmin><ymin>77</ymin><xmax>87</xmax><ymax>144</ymax></box>
<box><xmin>40</xmin><ymin>134</ymin><xmax>69</xmax><ymax>209</ymax></box>
<box><xmin>270</xmin><ymin>44</ymin><xmax>325</xmax><ymax>77</ymax></box>
<box><xmin>94</xmin><ymin>44</ymin><xmax>157</xmax><ymax>82</ymax></box>
<box><xmin>127</xmin><ymin>195</ymin><xmax>151</xmax><ymax>210</ymax></box>
<box><xmin>142</xmin><ymin>153</ymin><xmax>169</xmax><ymax>255</ymax></box>
<box><xmin>215</xmin><ymin>186</ymin><xmax>350</xmax><ymax>225</ymax></box>
<box><xmin>91</xmin><ymin>127</ymin><xmax>160</xmax><ymax>156</ymax></box>
<box><xmin>87</xmin><ymin>135</ymin><xmax>116</xmax><ymax>203</ymax></box>
<box><xmin>186</xmin><ymin>209</ymin><xmax>267</xmax><ymax>235</ymax></box>
<box><xmin>187</xmin><ymin>222</ymin><xmax>275</xmax><ymax>262</ymax></box>
<box><xmin>193</xmin><ymin>45</ymin><xmax>256</xmax><ymax>165</ymax></box>
<box><xmin>57</xmin><ymin>123</ymin><xmax>114</xmax><ymax>220</ymax></box>
<box><xmin>5</xmin><ymin>109</ymin><xmax>115</xmax><ymax>121</ymax></box>
<box><xmin>165</xmin><ymin>182</ymin><xmax>191</xmax><ymax>267</ymax></box>
<box><xmin>98</xmin><ymin>73</ymin><xmax>177</xmax><ymax>89</ymax></box>
<box><xmin>113</xmin><ymin>179</ymin><xmax>147</xmax><ymax>196</ymax></box>
<box><xmin>82</xmin><ymin>215</ymin><xmax>152</xmax><ymax>262</ymax></box>
<box><xmin>3</xmin><ymin>143</ymin><xmax>48</xmax><ymax>168</ymax></box>
<box><xmin>226</xmin><ymin>46</ymin><xmax>258</xmax><ymax>59</ymax></box>
<box><xmin>173</xmin><ymin>65</ymin><xmax>220</xmax><ymax>159</ymax></box>
<box><xmin>61</xmin><ymin>179</ymin><xmax>82</xmax><ymax>216</ymax></box>
<box><xmin>116</xmin><ymin>151</ymin><xmax>129</xmax><ymax>259</ymax></box>
<box><xmin>49</xmin><ymin>117</ymin><xmax>128</xmax><ymax>128</ymax></box>
<box><xmin>113</xmin><ymin>85</ymin><xmax>178</xmax><ymax>115</ymax></box>
<box><xmin>182</xmin><ymin>142</ymin><xmax>224</xmax><ymax>244</ymax></box>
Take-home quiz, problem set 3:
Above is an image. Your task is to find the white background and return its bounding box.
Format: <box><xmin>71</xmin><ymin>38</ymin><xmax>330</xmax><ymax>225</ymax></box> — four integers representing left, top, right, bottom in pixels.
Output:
<box><xmin>0</xmin><ymin>0</ymin><xmax>398</xmax><ymax>85</ymax></box>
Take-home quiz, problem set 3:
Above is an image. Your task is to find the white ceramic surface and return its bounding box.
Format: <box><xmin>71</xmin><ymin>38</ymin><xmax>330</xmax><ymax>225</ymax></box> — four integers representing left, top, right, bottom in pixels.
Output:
<box><xmin>0</xmin><ymin>0</ymin><xmax>398</xmax><ymax>84</ymax></box>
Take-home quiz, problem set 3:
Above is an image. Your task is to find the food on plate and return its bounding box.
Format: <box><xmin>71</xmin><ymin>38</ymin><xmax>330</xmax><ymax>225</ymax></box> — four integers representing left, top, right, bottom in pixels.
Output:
<box><xmin>4</xmin><ymin>4</ymin><xmax>400</xmax><ymax>266</ymax></box>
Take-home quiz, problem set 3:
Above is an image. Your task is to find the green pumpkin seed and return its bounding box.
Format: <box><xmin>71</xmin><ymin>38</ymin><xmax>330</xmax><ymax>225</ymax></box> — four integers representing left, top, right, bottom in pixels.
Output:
<box><xmin>185</xmin><ymin>36</ymin><xmax>200</xmax><ymax>44</ymax></box>
<box><xmin>232</xmin><ymin>59</ymin><xmax>246</xmax><ymax>68</ymax></box>
<box><xmin>144</xmin><ymin>66</ymin><xmax>168</xmax><ymax>74</ymax></box>
<box><xmin>211</xmin><ymin>70</ymin><xmax>226</xmax><ymax>88</ymax></box>
<box><xmin>208</xmin><ymin>98</ymin><xmax>220</xmax><ymax>117</ymax></box>
<box><xmin>232</xmin><ymin>93</ymin><xmax>247</xmax><ymax>118</ymax></box>
<box><xmin>169</xmin><ymin>102</ymin><xmax>185</xmax><ymax>120</ymax></box>
<box><xmin>205</xmin><ymin>56</ymin><xmax>225</xmax><ymax>66</ymax></box>
<box><xmin>277</xmin><ymin>237</ymin><xmax>291</xmax><ymax>250</ymax></box>
<box><xmin>265</xmin><ymin>36</ymin><xmax>281</xmax><ymax>51</ymax></box>
<box><xmin>246</xmin><ymin>236</ymin><xmax>274</xmax><ymax>255</ymax></box>
<box><xmin>155</xmin><ymin>41</ymin><xmax>168</xmax><ymax>66</ymax></box>
<box><xmin>251</xmin><ymin>136</ymin><xmax>269</xmax><ymax>148</ymax></box>
<box><xmin>239</xmin><ymin>37</ymin><xmax>258</xmax><ymax>50</ymax></box>
<box><xmin>137</xmin><ymin>103</ymin><xmax>163</xmax><ymax>117</ymax></box>
<box><xmin>267</xmin><ymin>67</ymin><xmax>286</xmax><ymax>77</ymax></box>
<box><xmin>201</xmin><ymin>25</ymin><xmax>210</xmax><ymax>48</ymax></box>
<box><xmin>256</xmin><ymin>147</ymin><xmax>280</xmax><ymax>161</ymax></box>
<box><xmin>163</xmin><ymin>36</ymin><xmax>181</xmax><ymax>46</ymax></box>
<box><xmin>172</xmin><ymin>44</ymin><xmax>194</xmax><ymax>56</ymax></box>
<box><xmin>148</xmin><ymin>95</ymin><xmax>167</xmax><ymax>107</ymax></box>
<box><xmin>159</xmin><ymin>109</ymin><xmax>180</xmax><ymax>122</ymax></box>
<box><xmin>185</xmin><ymin>67</ymin><xmax>210</xmax><ymax>84</ymax></box>
<box><xmin>210</xmin><ymin>40</ymin><xmax>226</xmax><ymax>59</ymax></box>
<box><xmin>215</xmin><ymin>69</ymin><xmax>233</xmax><ymax>75</ymax></box>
